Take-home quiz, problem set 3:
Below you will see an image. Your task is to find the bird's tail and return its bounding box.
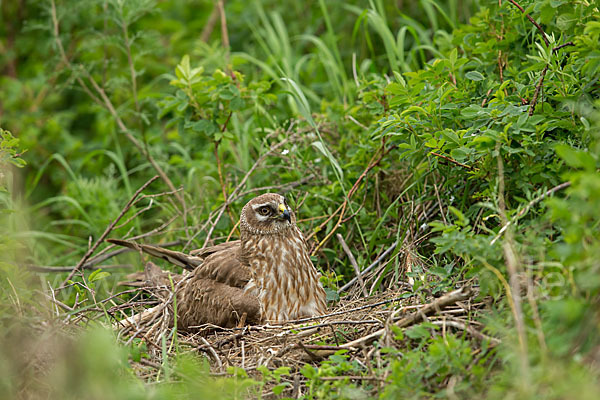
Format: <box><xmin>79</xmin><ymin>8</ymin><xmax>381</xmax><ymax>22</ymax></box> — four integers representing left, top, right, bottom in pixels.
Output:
<box><xmin>107</xmin><ymin>238</ymin><xmax>203</xmax><ymax>270</ymax></box>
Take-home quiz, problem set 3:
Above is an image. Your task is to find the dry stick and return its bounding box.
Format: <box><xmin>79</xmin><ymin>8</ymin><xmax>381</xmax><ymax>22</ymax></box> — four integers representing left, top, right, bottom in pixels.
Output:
<box><xmin>120</xmin><ymin>9</ymin><xmax>139</xmax><ymax>112</ymax></box>
<box><xmin>196</xmin><ymin>296</ymin><xmax>414</xmax><ymax>350</ymax></box>
<box><xmin>113</xmin><ymin>186</ymin><xmax>184</xmax><ymax>231</ymax></box>
<box><xmin>528</xmin><ymin>65</ymin><xmax>548</xmax><ymax>116</ymax></box>
<box><xmin>319</xmin><ymin>376</ymin><xmax>385</xmax><ymax>382</ymax></box>
<box><xmin>236</xmin><ymin>174</ymin><xmax>315</xmax><ymax>199</ymax></box>
<box><xmin>337</xmin><ymin>234</ymin><xmax>368</xmax><ymax>297</ymax></box>
<box><xmin>86</xmin><ymin>76</ymin><xmax>187</xmax><ymax>214</ymax></box>
<box><xmin>49</xmin><ymin>0</ymin><xmax>186</xmax><ymax>217</ymax></box>
<box><xmin>200</xmin><ymin>337</ymin><xmax>224</xmax><ymax>371</ymax></box>
<box><xmin>127</xmin><ymin>214</ymin><xmax>179</xmax><ymax>241</ymax></box>
<box><xmin>214</xmin><ymin>140</ymin><xmax>236</xmax><ymax>227</ymax></box>
<box><xmin>528</xmin><ymin>42</ymin><xmax>575</xmax><ymax>115</ymax></box>
<box><xmin>215</xmin><ymin>111</ymin><xmax>236</xmax><ymax>228</ymax></box>
<box><xmin>307</xmin><ymin>144</ymin><xmax>387</xmax><ymax>243</ymax></box>
<box><xmin>59</xmin><ymin>175</ymin><xmax>160</xmax><ymax>288</ymax></box>
<box><xmin>526</xmin><ymin>275</ymin><xmax>548</xmax><ymax>353</ymax></box>
<box><xmin>50</xmin><ymin>0</ymin><xmax>102</xmax><ymax>105</ymax></box>
<box><xmin>340</xmin><ymin>286</ymin><xmax>473</xmax><ymax>349</ymax></box>
<box><xmin>490</xmin><ymin>181</ymin><xmax>571</xmax><ymax>245</ymax></box>
<box><xmin>496</xmin><ymin>149</ymin><xmax>530</xmax><ymax>380</ymax></box>
<box><xmin>338</xmin><ymin>241</ymin><xmax>398</xmax><ymax>293</ymax></box>
<box><xmin>432</xmin><ymin>178</ymin><xmax>448</xmax><ymax>225</ymax></box>
<box><xmin>85</xmin><ymin>240</ymin><xmax>182</xmax><ymax>268</ymax></box>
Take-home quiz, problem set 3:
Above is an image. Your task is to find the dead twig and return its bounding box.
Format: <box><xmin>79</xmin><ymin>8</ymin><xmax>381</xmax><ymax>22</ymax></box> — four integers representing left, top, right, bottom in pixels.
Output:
<box><xmin>430</xmin><ymin>320</ymin><xmax>501</xmax><ymax>345</ymax></box>
<box><xmin>217</xmin><ymin>0</ymin><xmax>230</xmax><ymax>64</ymax></box>
<box><xmin>507</xmin><ymin>0</ymin><xmax>549</xmax><ymax>46</ymax></box>
<box><xmin>528</xmin><ymin>42</ymin><xmax>575</xmax><ymax>115</ymax></box>
<box><xmin>199</xmin><ymin>337</ymin><xmax>224</xmax><ymax>370</ymax></box>
<box><xmin>200</xmin><ymin>3</ymin><xmax>219</xmax><ymax>42</ymax></box>
<box><xmin>339</xmin><ymin>241</ymin><xmax>398</xmax><ymax>293</ymax></box>
<box><xmin>496</xmin><ymin>147</ymin><xmax>530</xmax><ymax>380</ymax></box>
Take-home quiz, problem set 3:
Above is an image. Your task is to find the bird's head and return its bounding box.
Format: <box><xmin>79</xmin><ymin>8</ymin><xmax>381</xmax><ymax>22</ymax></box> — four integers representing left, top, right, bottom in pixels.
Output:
<box><xmin>240</xmin><ymin>193</ymin><xmax>296</xmax><ymax>235</ymax></box>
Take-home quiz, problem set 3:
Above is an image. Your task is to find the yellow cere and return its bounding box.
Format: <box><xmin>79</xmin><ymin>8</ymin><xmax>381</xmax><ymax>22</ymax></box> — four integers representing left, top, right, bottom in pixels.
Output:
<box><xmin>278</xmin><ymin>203</ymin><xmax>286</xmax><ymax>213</ymax></box>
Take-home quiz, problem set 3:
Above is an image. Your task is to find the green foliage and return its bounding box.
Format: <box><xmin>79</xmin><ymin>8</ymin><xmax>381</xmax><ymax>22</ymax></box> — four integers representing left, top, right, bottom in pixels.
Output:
<box><xmin>301</xmin><ymin>351</ymin><xmax>371</xmax><ymax>399</ymax></box>
<box><xmin>383</xmin><ymin>333</ymin><xmax>488</xmax><ymax>398</ymax></box>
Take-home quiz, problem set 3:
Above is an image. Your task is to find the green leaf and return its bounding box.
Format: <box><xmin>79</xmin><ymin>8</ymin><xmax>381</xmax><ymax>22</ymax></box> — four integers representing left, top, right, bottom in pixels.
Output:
<box><xmin>175</xmin><ymin>55</ymin><xmax>191</xmax><ymax>81</ymax></box>
<box><xmin>89</xmin><ymin>269</ymin><xmax>110</xmax><ymax>283</ymax></box>
<box><xmin>272</xmin><ymin>383</ymin><xmax>290</xmax><ymax>395</ymax></box>
<box><xmin>465</xmin><ymin>71</ymin><xmax>485</xmax><ymax>81</ymax></box>
<box><xmin>556</xmin><ymin>13</ymin><xmax>576</xmax><ymax>31</ymax></box>
<box><xmin>405</xmin><ymin>324</ymin><xmax>431</xmax><ymax>339</ymax></box>
<box><xmin>190</xmin><ymin>120</ymin><xmax>219</xmax><ymax>136</ymax></box>
<box><xmin>325</xmin><ymin>288</ymin><xmax>340</xmax><ymax>302</ymax></box>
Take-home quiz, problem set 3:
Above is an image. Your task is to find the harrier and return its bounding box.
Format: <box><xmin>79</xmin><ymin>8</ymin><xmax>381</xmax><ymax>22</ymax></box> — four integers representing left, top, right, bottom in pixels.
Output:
<box><xmin>110</xmin><ymin>193</ymin><xmax>327</xmax><ymax>329</ymax></box>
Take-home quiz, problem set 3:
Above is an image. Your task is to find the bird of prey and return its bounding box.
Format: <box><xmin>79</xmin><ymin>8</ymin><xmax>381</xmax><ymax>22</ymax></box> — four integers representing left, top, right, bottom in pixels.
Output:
<box><xmin>110</xmin><ymin>193</ymin><xmax>327</xmax><ymax>330</ymax></box>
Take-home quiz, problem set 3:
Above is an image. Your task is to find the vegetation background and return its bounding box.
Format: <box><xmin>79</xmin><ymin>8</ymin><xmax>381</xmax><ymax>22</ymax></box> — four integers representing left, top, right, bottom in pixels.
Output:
<box><xmin>1</xmin><ymin>0</ymin><xmax>600</xmax><ymax>398</ymax></box>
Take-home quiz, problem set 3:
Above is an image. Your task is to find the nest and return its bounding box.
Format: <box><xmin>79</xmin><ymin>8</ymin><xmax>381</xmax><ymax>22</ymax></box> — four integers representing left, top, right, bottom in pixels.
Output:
<box><xmin>113</xmin><ymin>282</ymin><xmax>494</xmax><ymax>397</ymax></box>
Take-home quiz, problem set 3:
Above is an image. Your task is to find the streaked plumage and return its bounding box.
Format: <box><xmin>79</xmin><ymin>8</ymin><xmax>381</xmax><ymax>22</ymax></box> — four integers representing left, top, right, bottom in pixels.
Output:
<box><xmin>110</xmin><ymin>193</ymin><xmax>327</xmax><ymax>330</ymax></box>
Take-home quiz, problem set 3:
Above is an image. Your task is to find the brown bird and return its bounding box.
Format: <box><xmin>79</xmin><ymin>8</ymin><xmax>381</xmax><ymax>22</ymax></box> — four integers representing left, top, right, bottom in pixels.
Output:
<box><xmin>110</xmin><ymin>193</ymin><xmax>327</xmax><ymax>330</ymax></box>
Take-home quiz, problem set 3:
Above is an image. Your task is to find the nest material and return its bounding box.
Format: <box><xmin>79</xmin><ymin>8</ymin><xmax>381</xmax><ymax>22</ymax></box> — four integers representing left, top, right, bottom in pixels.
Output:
<box><xmin>115</xmin><ymin>283</ymin><xmax>494</xmax><ymax>397</ymax></box>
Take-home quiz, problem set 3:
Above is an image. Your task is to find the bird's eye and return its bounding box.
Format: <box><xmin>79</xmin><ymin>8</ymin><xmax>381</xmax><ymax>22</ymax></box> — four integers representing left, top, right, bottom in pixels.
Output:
<box><xmin>258</xmin><ymin>206</ymin><xmax>270</xmax><ymax>216</ymax></box>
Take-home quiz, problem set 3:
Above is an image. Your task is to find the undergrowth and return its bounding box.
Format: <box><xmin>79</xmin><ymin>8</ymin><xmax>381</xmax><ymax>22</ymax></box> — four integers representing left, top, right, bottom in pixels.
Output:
<box><xmin>1</xmin><ymin>0</ymin><xmax>600</xmax><ymax>398</ymax></box>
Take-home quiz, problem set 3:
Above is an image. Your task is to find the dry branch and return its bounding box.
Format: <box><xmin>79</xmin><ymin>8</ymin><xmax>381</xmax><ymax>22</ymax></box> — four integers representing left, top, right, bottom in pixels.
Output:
<box><xmin>337</xmin><ymin>234</ymin><xmax>368</xmax><ymax>297</ymax></box>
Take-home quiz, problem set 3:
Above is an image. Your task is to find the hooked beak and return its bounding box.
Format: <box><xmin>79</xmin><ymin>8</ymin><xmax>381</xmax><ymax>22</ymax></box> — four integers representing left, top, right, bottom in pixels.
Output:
<box><xmin>278</xmin><ymin>203</ymin><xmax>291</xmax><ymax>222</ymax></box>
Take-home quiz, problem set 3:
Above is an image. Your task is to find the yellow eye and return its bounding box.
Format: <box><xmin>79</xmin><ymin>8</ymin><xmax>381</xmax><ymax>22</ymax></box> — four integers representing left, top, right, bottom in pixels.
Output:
<box><xmin>258</xmin><ymin>206</ymin><xmax>270</xmax><ymax>216</ymax></box>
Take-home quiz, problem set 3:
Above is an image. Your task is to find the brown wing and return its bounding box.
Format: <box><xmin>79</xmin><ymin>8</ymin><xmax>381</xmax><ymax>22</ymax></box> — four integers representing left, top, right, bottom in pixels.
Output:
<box><xmin>189</xmin><ymin>242</ymin><xmax>252</xmax><ymax>288</ymax></box>
<box><xmin>178</xmin><ymin>243</ymin><xmax>260</xmax><ymax>329</ymax></box>
<box><xmin>107</xmin><ymin>239</ymin><xmax>203</xmax><ymax>270</ymax></box>
<box><xmin>177</xmin><ymin>278</ymin><xmax>260</xmax><ymax>329</ymax></box>
<box><xmin>109</xmin><ymin>238</ymin><xmax>259</xmax><ymax>329</ymax></box>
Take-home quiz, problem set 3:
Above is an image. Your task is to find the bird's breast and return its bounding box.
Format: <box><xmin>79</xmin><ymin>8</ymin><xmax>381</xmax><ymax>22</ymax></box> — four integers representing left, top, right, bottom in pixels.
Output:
<box><xmin>241</xmin><ymin>233</ymin><xmax>326</xmax><ymax>322</ymax></box>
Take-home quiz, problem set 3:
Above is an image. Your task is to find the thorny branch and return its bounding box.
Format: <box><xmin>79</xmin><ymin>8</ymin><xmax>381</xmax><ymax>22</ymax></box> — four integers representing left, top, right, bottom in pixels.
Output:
<box><xmin>506</xmin><ymin>0</ymin><xmax>575</xmax><ymax>115</ymax></box>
